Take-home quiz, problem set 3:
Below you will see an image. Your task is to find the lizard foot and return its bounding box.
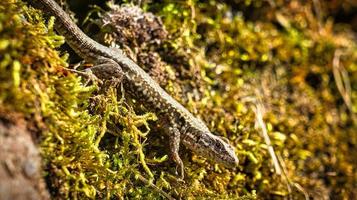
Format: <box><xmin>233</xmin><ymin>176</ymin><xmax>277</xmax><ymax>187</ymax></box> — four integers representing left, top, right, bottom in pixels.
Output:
<box><xmin>66</xmin><ymin>68</ymin><xmax>103</xmax><ymax>85</ymax></box>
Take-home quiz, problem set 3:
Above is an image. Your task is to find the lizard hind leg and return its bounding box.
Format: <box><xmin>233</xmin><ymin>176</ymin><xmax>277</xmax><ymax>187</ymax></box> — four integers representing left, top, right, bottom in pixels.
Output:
<box><xmin>86</xmin><ymin>56</ymin><xmax>124</xmax><ymax>85</ymax></box>
<box><xmin>167</xmin><ymin>125</ymin><xmax>185</xmax><ymax>180</ymax></box>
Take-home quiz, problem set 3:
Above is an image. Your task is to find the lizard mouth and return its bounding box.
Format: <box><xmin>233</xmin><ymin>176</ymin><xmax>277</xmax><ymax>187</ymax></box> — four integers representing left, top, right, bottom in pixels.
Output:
<box><xmin>223</xmin><ymin>152</ymin><xmax>239</xmax><ymax>168</ymax></box>
<box><xmin>219</xmin><ymin>147</ymin><xmax>239</xmax><ymax>168</ymax></box>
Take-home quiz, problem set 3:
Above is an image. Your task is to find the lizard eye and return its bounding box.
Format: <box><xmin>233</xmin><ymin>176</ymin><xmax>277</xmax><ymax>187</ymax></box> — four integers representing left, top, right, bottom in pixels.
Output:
<box><xmin>214</xmin><ymin>140</ymin><xmax>223</xmax><ymax>150</ymax></box>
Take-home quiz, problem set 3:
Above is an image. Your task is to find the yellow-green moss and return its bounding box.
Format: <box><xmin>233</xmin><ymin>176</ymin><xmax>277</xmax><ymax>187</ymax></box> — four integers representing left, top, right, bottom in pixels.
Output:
<box><xmin>1</xmin><ymin>0</ymin><xmax>356</xmax><ymax>199</ymax></box>
<box><xmin>0</xmin><ymin>1</ymin><xmax>162</xmax><ymax>199</ymax></box>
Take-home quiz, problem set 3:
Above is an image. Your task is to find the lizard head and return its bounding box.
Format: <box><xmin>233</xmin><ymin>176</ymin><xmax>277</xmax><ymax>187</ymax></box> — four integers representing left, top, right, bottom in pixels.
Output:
<box><xmin>182</xmin><ymin>124</ymin><xmax>239</xmax><ymax>168</ymax></box>
<box><xmin>199</xmin><ymin>133</ymin><xmax>239</xmax><ymax>168</ymax></box>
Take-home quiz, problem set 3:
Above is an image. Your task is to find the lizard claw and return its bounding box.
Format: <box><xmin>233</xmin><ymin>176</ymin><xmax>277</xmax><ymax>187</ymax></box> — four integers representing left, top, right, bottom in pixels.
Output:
<box><xmin>174</xmin><ymin>160</ymin><xmax>185</xmax><ymax>180</ymax></box>
<box><xmin>84</xmin><ymin>68</ymin><xmax>104</xmax><ymax>85</ymax></box>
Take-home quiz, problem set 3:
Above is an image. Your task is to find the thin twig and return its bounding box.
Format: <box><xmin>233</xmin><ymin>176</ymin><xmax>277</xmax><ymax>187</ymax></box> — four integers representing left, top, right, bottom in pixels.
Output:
<box><xmin>135</xmin><ymin>173</ymin><xmax>175</xmax><ymax>200</ymax></box>
<box><xmin>276</xmin><ymin>154</ymin><xmax>293</xmax><ymax>199</ymax></box>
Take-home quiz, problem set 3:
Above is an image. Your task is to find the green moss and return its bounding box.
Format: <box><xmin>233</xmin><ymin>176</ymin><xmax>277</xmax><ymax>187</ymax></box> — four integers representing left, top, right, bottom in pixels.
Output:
<box><xmin>0</xmin><ymin>1</ymin><xmax>161</xmax><ymax>199</ymax></box>
<box><xmin>1</xmin><ymin>0</ymin><xmax>356</xmax><ymax>199</ymax></box>
<box><xmin>146</xmin><ymin>0</ymin><xmax>356</xmax><ymax>198</ymax></box>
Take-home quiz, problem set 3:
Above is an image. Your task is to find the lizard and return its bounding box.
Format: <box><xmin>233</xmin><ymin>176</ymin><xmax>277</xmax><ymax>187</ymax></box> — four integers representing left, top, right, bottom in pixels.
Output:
<box><xmin>26</xmin><ymin>0</ymin><xmax>239</xmax><ymax>179</ymax></box>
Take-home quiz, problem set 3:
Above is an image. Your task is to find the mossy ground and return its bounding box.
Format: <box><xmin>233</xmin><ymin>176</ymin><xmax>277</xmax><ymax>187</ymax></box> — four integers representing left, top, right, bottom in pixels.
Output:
<box><xmin>0</xmin><ymin>0</ymin><xmax>356</xmax><ymax>199</ymax></box>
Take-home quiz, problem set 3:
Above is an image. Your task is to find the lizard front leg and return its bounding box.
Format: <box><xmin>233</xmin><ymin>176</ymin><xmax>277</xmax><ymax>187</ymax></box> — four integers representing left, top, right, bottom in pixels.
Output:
<box><xmin>166</xmin><ymin>123</ymin><xmax>185</xmax><ymax>180</ymax></box>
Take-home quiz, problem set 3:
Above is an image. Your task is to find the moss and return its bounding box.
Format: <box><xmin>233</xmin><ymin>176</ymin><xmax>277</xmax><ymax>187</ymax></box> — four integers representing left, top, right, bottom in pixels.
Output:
<box><xmin>1</xmin><ymin>0</ymin><xmax>356</xmax><ymax>199</ymax></box>
<box><xmin>0</xmin><ymin>1</ymin><xmax>160</xmax><ymax>199</ymax></box>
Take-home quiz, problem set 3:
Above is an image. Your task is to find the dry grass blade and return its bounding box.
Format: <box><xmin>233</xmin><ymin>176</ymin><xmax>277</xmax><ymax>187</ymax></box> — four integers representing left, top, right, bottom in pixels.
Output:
<box><xmin>332</xmin><ymin>49</ymin><xmax>356</xmax><ymax>124</ymax></box>
<box><xmin>332</xmin><ymin>49</ymin><xmax>352</xmax><ymax>111</ymax></box>
<box><xmin>254</xmin><ymin>103</ymin><xmax>282</xmax><ymax>175</ymax></box>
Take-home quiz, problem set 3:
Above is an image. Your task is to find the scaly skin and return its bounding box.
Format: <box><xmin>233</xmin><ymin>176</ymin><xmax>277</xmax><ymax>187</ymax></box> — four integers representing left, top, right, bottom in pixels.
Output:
<box><xmin>27</xmin><ymin>0</ymin><xmax>239</xmax><ymax>177</ymax></box>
